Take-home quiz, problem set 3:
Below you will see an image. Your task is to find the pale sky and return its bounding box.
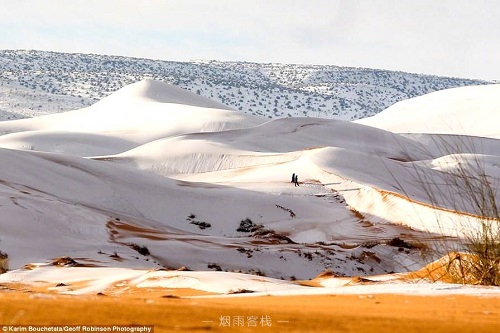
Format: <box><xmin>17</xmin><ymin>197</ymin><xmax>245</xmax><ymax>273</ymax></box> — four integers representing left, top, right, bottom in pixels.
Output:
<box><xmin>1</xmin><ymin>0</ymin><xmax>499</xmax><ymax>80</ymax></box>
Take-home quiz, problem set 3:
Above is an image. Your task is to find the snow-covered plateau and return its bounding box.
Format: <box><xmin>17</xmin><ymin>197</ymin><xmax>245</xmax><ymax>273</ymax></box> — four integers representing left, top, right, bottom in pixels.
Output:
<box><xmin>0</xmin><ymin>50</ymin><xmax>491</xmax><ymax>121</ymax></box>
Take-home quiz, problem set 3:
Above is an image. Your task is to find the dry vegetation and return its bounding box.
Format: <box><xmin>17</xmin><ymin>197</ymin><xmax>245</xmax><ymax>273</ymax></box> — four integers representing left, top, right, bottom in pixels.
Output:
<box><xmin>395</xmin><ymin>136</ymin><xmax>500</xmax><ymax>286</ymax></box>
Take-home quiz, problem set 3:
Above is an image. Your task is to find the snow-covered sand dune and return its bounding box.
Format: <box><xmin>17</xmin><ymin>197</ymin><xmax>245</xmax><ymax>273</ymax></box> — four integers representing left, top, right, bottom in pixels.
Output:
<box><xmin>356</xmin><ymin>84</ymin><xmax>500</xmax><ymax>138</ymax></box>
<box><xmin>0</xmin><ymin>80</ymin><xmax>263</xmax><ymax>156</ymax></box>
<box><xmin>0</xmin><ymin>80</ymin><xmax>499</xmax><ymax>295</ymax></box>
<box><xmin>2</xmin><ymin>263</ymin><xmax>499</xmax><ymax>297</ymax></box>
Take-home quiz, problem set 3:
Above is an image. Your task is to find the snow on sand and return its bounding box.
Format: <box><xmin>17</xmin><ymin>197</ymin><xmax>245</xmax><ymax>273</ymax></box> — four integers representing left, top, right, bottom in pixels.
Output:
<box><xmin>0</xmin><ymin>80</ymin><xmax>499</xmax><ymax>296</ymax></box>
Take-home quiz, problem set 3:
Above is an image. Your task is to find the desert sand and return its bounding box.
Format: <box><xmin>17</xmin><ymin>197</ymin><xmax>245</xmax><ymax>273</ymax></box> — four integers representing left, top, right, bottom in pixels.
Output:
<box><xmin>1</xmin><ymin>290</ymin><xmax>499</xmax><ymax>333</ymax></box>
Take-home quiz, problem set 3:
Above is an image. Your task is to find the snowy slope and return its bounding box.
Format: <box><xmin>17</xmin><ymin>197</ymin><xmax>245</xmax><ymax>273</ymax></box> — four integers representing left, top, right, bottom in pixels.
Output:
<box><xmin>356</xmin><ymin>84</ymin><xmax>500</xmax><ymax>138</ymax></box>
<box><xmin>0</xmin><ymin>80</ymin><xmax>499</xmax><ymax>288</ymax></box>
<box><xmin>0</xmin><ymin>80</ymin><xmax>263</xmax><ymax>156</ymax></box>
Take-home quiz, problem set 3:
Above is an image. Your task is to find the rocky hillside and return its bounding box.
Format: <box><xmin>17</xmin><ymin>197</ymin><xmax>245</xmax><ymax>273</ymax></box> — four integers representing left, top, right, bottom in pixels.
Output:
<box><xmin>0</xmin><ymin>50</ymin><xmax>491</xmax><ymax>120</ymax></box>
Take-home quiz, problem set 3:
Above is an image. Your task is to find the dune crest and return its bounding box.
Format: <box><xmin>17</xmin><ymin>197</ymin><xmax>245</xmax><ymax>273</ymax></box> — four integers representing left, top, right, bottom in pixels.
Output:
<box><xmin>95</xmin><ymin>79</ymin><xmax>235</xmax><ymax>110</ymax></box>
<box><xmin>357</xmin><ymin>84</ymin><xmax>500</xmax><ymax>138</ymax></box>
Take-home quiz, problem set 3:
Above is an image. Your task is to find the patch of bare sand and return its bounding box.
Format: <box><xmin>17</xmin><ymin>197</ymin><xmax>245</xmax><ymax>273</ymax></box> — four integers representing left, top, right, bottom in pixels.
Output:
<box><xmin>2</xmin><ymin>281</ymin><xmax>216</xmax><ymax>298</ymax></box>
<box><xmin>0</xmin><ymin>291</ymin><xmax>499</xmax><ymax>332</ymax></box>
<box><xmin>399</xmin><ymin>252</ymin><xmax>488</xmax><ymax>284</ymax></box>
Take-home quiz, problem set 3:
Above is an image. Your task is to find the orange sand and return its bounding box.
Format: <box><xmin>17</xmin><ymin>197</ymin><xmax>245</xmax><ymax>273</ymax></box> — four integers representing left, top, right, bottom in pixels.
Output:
<box><xmin>0</xmin><ymin>290</ymin><xmax>499</xmax><ymax>333</ymax></box>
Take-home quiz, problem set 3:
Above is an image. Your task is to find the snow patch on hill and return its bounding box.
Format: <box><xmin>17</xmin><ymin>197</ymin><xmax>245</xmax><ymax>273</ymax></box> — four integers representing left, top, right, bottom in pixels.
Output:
<box><xmin>0</xmin><ymin>50</ymin><xmax>491</xmax><ymax>121</ymax></box>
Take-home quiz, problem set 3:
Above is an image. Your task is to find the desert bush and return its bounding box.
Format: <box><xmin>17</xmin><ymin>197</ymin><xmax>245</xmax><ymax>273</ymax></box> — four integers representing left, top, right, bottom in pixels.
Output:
<box><xmin>393</xmin><ymin>136</ymin><xmax>500</xmax><ymax>286</ymax></box>
<box><xmin>227</xmin><ymin>288</ymin><xmax>255</xmax><ymax>294</ymax></box>
<box><xmin>237</xmin><ymin>218</ymin><xmax>263</xmax><ymax>233</ymax></box>
<box><xmin>208</xmin><ymin>263</ymin><xmax>222</xmax><ymax>271</ymax></box>
<box><xmin>51</xmin><ymin>256</ymin><xmax>80</xmax><ymax>267</ymax></box>
<box><xmin>186</xmin><ymin>213</ymin><xmax>211</xmax><ymax>229</ymax></box>
<box><xmin>128</xmin><ymin>243</ymin><xmax>150</xmax><ymax>256</ymax></box>
<box><xmin>0</xmin><ymin>251</ymin><xmax>8</xmax><ymax>273</ymax></box>
<box><xmin>190</xmin><ymin>221</ymin><xmax>212</xmax><ymax>229</ymax></box>
<box><xmin>387</xmin><ymin>237</ymin><xmax>414</xmax><ymax>249</ymax></box>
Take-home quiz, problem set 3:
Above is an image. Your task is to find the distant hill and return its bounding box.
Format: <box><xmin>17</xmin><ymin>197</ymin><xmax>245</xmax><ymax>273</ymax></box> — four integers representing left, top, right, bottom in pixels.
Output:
<box><xmin>0</xmin><ymin>50</ymin><xmax>491</xmax><ymax>121</ymax></box>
